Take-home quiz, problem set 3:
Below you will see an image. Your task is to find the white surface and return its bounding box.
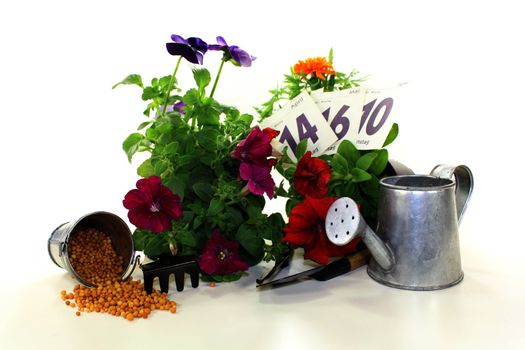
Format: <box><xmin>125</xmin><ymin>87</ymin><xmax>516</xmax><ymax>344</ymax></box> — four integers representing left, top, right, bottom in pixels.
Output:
<box><xmin>1</xmin><ymin>0</ymin><xmax>525</xmax><ymax>349</ymax></box>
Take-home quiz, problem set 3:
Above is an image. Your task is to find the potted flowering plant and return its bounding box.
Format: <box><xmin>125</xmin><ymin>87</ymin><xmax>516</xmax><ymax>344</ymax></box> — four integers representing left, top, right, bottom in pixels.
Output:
<box><xmin>256</xmin><ymin>51</ymin><xmax>399</xmax><ymax>265</ymax></box>
<box><xmin>115</xmin><ymin>35</ymin><xmax>289</xmax><ymax>282</ymax></box>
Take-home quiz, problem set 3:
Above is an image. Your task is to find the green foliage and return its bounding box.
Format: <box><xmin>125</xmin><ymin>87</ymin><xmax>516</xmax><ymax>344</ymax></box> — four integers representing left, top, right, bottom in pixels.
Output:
<box><xmin>119</xmin><ymin>61</ymin><xmax>289</xmax><ymax>281</ymax></box>
<box><xmin>383</xmin><ymin>123</ymin><xmax>399</xmax><ymax>147</ymax></box>
<box><xmin>112</xmin><ymin>74</ymin><xmax>144</xmax><ymax>89</ymax></box>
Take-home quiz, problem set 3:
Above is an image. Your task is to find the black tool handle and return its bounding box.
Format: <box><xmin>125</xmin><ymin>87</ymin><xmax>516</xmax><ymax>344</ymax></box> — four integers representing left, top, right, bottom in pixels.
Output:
<box><xmin>312</xmin><ymin>249</ymin><xmax>370</xmax><ymax>281</ymax></box>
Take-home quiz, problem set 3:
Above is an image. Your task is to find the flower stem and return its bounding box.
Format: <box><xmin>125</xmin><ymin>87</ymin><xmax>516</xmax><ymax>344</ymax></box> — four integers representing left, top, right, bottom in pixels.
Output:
<box><xmin>161</xmin><ymin>56</ymin><xmax>182</xmax><ymax>117</ymax></box>
<box><xmin>209</xmin><ymin>59</ymin><xmax>226</xmax><ymax>99</ymax></box>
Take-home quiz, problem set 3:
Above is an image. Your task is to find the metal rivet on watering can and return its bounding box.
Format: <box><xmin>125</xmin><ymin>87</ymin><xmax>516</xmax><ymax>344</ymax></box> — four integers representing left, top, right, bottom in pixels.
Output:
<box><xmin>48</xmin><ymin>211</ymin><xmax>137</xmax><ymax>286</ymax></box>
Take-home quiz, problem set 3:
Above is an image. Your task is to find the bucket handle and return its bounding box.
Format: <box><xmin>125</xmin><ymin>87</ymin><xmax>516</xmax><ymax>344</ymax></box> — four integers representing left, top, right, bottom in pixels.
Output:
<box><xmin>122</xmin><ymin>254</ymin><xmax>142</xmax><ymax>281</ymax></box>
<box><xmin>431</xmin><ymin>164</ymin><xmax>474</xmax><ymax>224</ymax></box>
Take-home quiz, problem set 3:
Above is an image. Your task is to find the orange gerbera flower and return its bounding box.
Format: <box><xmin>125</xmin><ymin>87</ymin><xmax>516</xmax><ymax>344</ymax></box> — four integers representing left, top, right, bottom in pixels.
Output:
<box><xmin>293</xmin><ymin>57</ymin><xmax>336</xmax><ymax>80</ymax></box>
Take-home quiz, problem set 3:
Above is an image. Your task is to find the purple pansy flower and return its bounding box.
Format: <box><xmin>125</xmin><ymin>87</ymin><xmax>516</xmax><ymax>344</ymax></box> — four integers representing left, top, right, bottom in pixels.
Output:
<box><xmin>173</xmin><ymin>101</ymin><xmax>186</xmax><ymax>114</ymax></box>
<box><xmin>166</xmin><ymin>35</ymin><xmax>208</xmax><ymax>65</ymax></box>
<box><xmin>209</xmin><ymin>36</ymin><xmax>255</xmax><ymax>67</ymax></box>
<box><xmin>157</xmin><ymin>101</ymin><xmax>186</xmax><ymax>119</ymax></box>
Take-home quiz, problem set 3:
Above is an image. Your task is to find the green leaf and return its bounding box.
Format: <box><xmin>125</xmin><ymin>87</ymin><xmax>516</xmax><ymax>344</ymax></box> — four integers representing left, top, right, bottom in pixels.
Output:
<box><xmin>132</xmin><ymin>229</ymin><xmax>149</xmax><ymax>251</ymax></box>
<box><xmin>368</xmin><ymin>149</ymin><xmax>389</xmax><ymax>176</ymax></box>
<box><xmin>112</xmin><ymin>74</ymin><xmax>143</xmax><ymax>89</ymax></box>
<box><xmin>382</xmin><ymin>123</ymin><xmax>399</xmax><ymax>147</ymax></box>
<box><xmin>192</xmin><ymin>68</ymin><xmax>211</xmax><ymax>91</ymax></box>
<box><xmin>201</xmin><ymin>272</ymin><xmax>243</xmax><ymax>283</ymax></box>
<box><xmin>224</xmin><ymin>207</ymin><xmax>244</xmax><ymax>232</ymax></box>
<box><xmin>356</xmin><ymin>152</ymin><xmax>377</xmax><ymax>171</ymax></box>
<box><xmin>193</xmin><ymin>182</ymin><xmax>214</xmax><ymax>202</ymax></box>
<box><xmin>165</xmin><ymin>173</ymin><xmax>188</xmax><ymax>198</ymax></box>
<box><xmin>154</xmin><ymin>159</ymin><xmax>169</xmax><ymax>176</ymax></box>
<box><xmin>137</xmin><ymin>120</ymin><xmax>153</xmax><ymax>130</ymax></box>
<box><xmin>351</xmin><ymin>168</ymin><xmax>372</xmax><ymax>183</ymax></box>
<box><xmin>182</xmin><ymin>89</ymin><xmax>200</xmax><ymax>105</ymax></box>
<box><xmin>137</xmin><ymin>159</ymin><xmax>154</xmax><ymax>178</ymax></box>
<box><xmin>196</xmin><ymin>105</ymin><xmax>221</xmax><ymax>126</ymax></box>
<box><xmin>286</xmin><ymin>198</ymin><xmax>301</xmax><ymax>216</ymax></box>
<box><xmin>247</xmin><ymin>206</ymin><xmax>261</xmax><ymax>220</ymax></box>
<box><xmin>141</xmin><ymin>86</ymin><xmax>160</xmax><ymax>100</ymax></box>
<box><xmin>296</xmin><ymin>139</ymin><xmax>308</xmax><ymax>160</ymax></box>
<box><xmin>158</xmin><ymin>75</ymin><xmax>173</xmax><ymax>91</ymax></box>
<box><xmin>144</xmin><ymin>234</ymin><xmax>169</xmax><ymax>257</ymax></box>
<box><xmin>123</xmin><ymin>133</ymin><xmax>145</xmax><ymax>162</ymax></box>
<box><xmin>208</xmin><ymin>198</ymin><xmax>225</xmax><ymax>216</ymax></box>
<box><xmin>360</xmin><ymin>174</ymin><xmax>381</xmax><ymax>199</ymax></box>
<box><xmin>164</xmin><ymin>141</ymin><xmax>179</xmax><ymax>157</ymax></box>
<box><xmin>337</xmin><ymin>140</ymin><xmax>360</xmax><ymax>166</ymax></box>
<box><xmin>236</xmin><ymin>224</ymin><xmax>265</xmax><ymax>260</ymax></box>
<box><xmin>196</xmin><ymin>127</ymin><xmax>220</xmax><ymax>151</ymax></box>
<box><xmin>239</xmin><ymin>113</ymin><xmax>253</xmax><ymax>125</ymax></box>
<box><xmin>331</xmin><ymin>153</ymin><xmax>349</xmax><ymax>175</ymax></box>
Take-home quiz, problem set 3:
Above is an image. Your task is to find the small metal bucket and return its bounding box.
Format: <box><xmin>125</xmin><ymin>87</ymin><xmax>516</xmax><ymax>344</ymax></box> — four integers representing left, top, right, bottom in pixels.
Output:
<box><xmin>48</xmin><ymin>211</ymin><xmax>136</xmax><ymax>286</ymax></box>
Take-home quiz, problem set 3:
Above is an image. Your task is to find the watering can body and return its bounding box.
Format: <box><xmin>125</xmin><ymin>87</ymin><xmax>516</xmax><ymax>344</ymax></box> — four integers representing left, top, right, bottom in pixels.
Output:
<box><xmin>325</xmin><ymin>165</ymin><xmax>473</xmax><ymax>291</ymax></box>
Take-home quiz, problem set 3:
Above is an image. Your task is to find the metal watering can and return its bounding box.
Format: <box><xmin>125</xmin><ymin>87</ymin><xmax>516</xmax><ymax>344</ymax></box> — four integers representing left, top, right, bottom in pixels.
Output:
<box><xmin>325</xmin><ymin>165</ymin><xmax>474</xmax><ymax>290</ymax></box>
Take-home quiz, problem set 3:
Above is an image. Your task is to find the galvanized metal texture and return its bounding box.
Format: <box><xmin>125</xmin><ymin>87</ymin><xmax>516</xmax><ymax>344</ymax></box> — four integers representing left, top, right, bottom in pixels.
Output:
<box><xmin>48</xmin><ymin>211</ymin><xmax>135</xmax><ymax>287</ymax></box>
<box><xmin>326</xmin><ymin>164</ymin><xmax>474</xmax><ymax>291</ymax></box>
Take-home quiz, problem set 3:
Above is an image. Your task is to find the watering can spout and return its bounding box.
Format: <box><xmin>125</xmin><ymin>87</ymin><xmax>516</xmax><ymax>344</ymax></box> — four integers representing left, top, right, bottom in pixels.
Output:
<box><xmin>325</xmin><ymin>198</ymin><xmax>395</xmax><ymax>271</ymax></box>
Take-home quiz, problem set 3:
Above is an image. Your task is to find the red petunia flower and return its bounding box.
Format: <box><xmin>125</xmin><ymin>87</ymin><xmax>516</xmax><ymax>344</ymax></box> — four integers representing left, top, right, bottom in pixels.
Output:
<box><xmin>282</xmin><ymin>196</ymin><xmax>360</xmax><ymax>265</ymax></box>
<box><xmin>262</xmin><ymin>127</ymin><xmax>280</xmax><ymax>141</ymax></box>
<box><xmin>294</xmin><ymin>151</ymin><xmax>331</xmax><ymax>198</ymax></box>
<box><xmin>232</xmin><ymin>126</ymin><xmax>278</xmax><ymax>166</ymax></box>
<box><xmin>122</xmin><ymin>176</ymin><xmax>182</xmax><ymax>233</ymax></box>
<box><xmin>197</xmin><ymin>230</ymin><xmax>249</xmax><ymax>275</ymax></box>
<box><xmin>239</xmin><ymin>163</ymin><xmax>275</xmax><ymax>198</ymax></box>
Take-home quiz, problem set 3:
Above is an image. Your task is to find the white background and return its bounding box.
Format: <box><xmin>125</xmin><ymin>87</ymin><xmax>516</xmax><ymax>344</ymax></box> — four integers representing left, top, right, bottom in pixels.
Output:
<box><xmin>1</xmin><ymin>0</ymin><xmax>524</xmax><ymax>349</ymax></box>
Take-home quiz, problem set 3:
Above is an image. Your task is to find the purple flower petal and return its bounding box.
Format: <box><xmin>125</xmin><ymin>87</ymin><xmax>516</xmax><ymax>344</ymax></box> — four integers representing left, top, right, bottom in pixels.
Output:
<box><xmin>240</xmin><ymin>163</ymin><xmax>275</xmax><ymax>198</ymax></box>
<box><xmin>173</xmin><ymin>101</ymin><xmax>186</xmax><ymax>114</ymax></box>
<box><xmin>207</xmin><ymin>36</ymin><xmax>254</xmax><ymax>68</ymax></box>
<box><xmin>216</xmin><ymin>36</ymin><xmax>228</xmax><ymax>46</ymax></box>
<box><xmin>170</xmin><ymin>34</ymin><xmax>187</xmax><ymax>44</ymax></box>
<box><xmin>167</xmin><ymin>35</ymin><xmax>208</xmax><ymax>65</ymax></box>
<box><xmin>230</xmin><ymin>47</ymin><xmax>253</xmax><ymax>67</ymax></box>
<box><xmin>187</xmin><ymin>37</ymin><xmax>208</xmax><ymax>54</ymax></box>
<box><xmin>166</xmin><ymin>42</ymin><xmax>200</xmax><ymax>64</ymax></box>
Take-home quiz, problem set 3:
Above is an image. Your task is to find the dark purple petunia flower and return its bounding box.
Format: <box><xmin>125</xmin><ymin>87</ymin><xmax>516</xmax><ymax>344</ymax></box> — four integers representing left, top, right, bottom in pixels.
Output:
<box><xmin>166</xmin><ymin>35</ymin><xmax>208</xmax><ymax>65</ymax></box>
<box><xmin>239</xmin><ymin>162</ymin><xmax>275</xmax><ymax>198</ymax></box>
<box><xmin>197</xmin><ymin>230</ymin><xmax>249</xmax><ymax>275</ymax></box>
<box><xmin>122</xmin><ymin>176</ymin><xmax>182</xmax><ymax>233</ymax></box>
<box><xmin>232</xmin><ymin>127</ymin><xmax>273</xmax><ymax>166</ymax></box>
<box><xmin>208</xmin><ymin>36</ymin><xmax>255</xmax><ymax>67</ymax></box>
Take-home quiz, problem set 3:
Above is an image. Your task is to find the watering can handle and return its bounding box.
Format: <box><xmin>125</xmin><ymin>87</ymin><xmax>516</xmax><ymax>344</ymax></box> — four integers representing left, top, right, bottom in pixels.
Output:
<box><xmin>431</xmin><ymin>164</ymin><xmax>474</xmax><ymax>224</ymax></box>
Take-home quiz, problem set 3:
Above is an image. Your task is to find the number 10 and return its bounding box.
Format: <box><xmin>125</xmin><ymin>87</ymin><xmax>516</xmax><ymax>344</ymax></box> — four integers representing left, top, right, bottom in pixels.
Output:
<box><xmin>359</xmin><ymin>97</ymin><xmax>394</xmax><ymax>136</ymax></box>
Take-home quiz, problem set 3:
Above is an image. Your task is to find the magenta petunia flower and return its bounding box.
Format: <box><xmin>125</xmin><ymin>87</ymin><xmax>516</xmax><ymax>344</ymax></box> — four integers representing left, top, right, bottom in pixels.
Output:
<box><xmin>232</xmin><ymin>126</ymin><xmax>275</xmax><ymax>166</ymax></box>
<box><xmin>239</xmin><ymin>163</ymin><xmax>275</xmax><ymax>198</ymax></box>
<box><xmin>197</xmin><ymin>230</ymin><xmax>249</xmax><ymax>275</ymax></box>
<box><xmin>123</xmin><ymin>176</ymin><xmax>182</xmax><ymax>233</ymax></box>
